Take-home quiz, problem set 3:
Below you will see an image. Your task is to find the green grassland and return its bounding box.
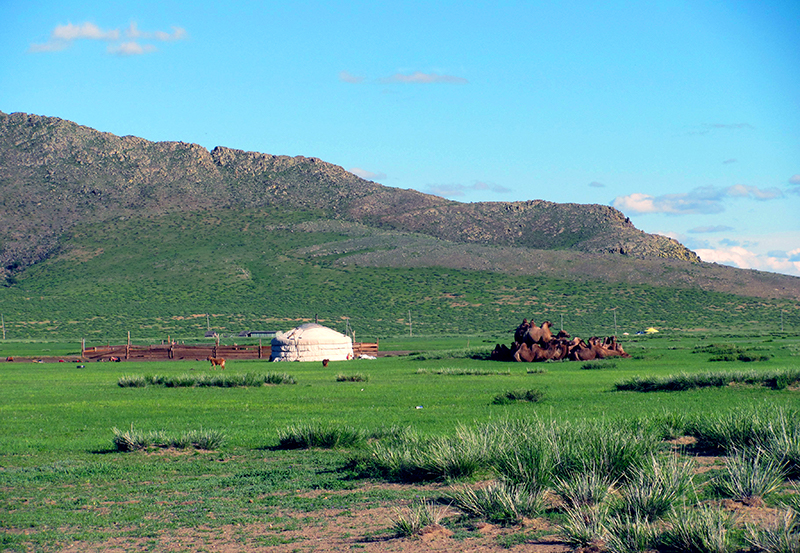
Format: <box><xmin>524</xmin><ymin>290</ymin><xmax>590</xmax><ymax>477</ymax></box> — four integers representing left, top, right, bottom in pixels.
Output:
<box><xmin>1</xmin><ymin>331</ymin><xmax>799</xmax><ymax>550</ymax></box>
<box><xmin>0</xmin><ymin>208</ymin><xmax>797</xmax><ymax>344</ymax></box>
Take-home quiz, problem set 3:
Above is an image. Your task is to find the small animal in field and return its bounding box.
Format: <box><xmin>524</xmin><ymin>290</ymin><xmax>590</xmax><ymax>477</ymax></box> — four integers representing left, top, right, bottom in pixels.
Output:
<box><xmin>207</xmin><ymin>356</ymin><xmax>226</xmax><ymax>370</ymax></box>
<box><xmin>322</xmin><ymin>359</ymin><xmax>329</xmax><ymax>367</ymax></box>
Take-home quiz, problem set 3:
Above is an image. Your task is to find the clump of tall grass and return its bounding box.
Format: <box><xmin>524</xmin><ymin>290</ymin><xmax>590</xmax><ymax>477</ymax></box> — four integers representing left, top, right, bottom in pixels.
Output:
<box><xmin>552</xmin><ymin>418</ymin><xmax>662</xmax><ymax>481</ymax></box>
<box><xmin>362</xmin><ymin>425</ymin><xmax>492</xmax><ymax>482</ymax></box>
<box><xmin>641</xmin><ymin>410</ymin><xmax>691</xmax><ymax>440</ymax></box>
<box><xmin>554</xmin><ymin>468</ymin><xmax>616</xmax><ymax>509</ymax></box>
<box><xmin>492</xmin><ymin>388</ymin><xmax>544</xmax><ymax>404</ymax></box>
<box><xmin>117</xmin><ymin>372</ymin><xmax>296</xmax><ymax>388</ymax></box>
<box><xmin>744</xmin><ymin>509</ymin><xmax>800</xmax><ymax>553</ymax></box>
<box><xmin>686</xmin><ymin>408</ymin><xmax>800</xmax><ymax>452</ymax></box>
<box><xmin>615</xmin><ymin>368</ymin><xmax>800</xmax><ymax>393</ymax></box>
<box><xmin>581</xmin><ymin>360</ymin><xmax>617</xmax><ymax>370</ymax></box>
<box><xmin>416</xmin><ymin>367</ymin><xmax>511</xmax><ymax>375</ymax></box>
<box><xmin>117</xmin><ymin>374</ymin><xmax>147</xmax><ymax>387</ymax></box>
<box><xmin>661</xmin><ymin>505</ymin><xmax>735</xmax><ymax>553</ymax></box>
<box><xmin>391</xmin><ymin>499</ymin><xmax>448</xmax><ymax>537</ymax></box>
<box><xmin>604</xmin><ymin>514</ymin><xmax>658</xmax><ymax>553</ymax></box>
<box><xmin>449</xmin><ymin>480</ymin><xmax>545</xmax><ymax>525</ymax></box>
<box><xmin>335</xmin><ymin>372</ymin><xmax>368</xmax><ymax>382</ymax></box>
<box><xmin>615</xmin><ymin>455</ymin><xmax>694</xmax><ymax>521</ymax></box>
<box><xmin>713</xmin><ymin>450</ymin><xmax>786</xmax><ymax>506</ymax></box>
<box><xmin>112</xmin><ymin>426</ymin><xmax>225</xmax><ymax>451</ymax></box>
<box><xmin>411</xmin><ymin>349</ymin><xmax>474</xmax><ymax>360</ymax></box>
<box><xmin>489</xmin><ymin>419</ymin><xmax>557</xmax><ymax>491</ymax></box>
<box><xmin>759</xmin><ymin>412</ymin><xmax>800</xmax><ymax>477</ymax></box>
<box><xmin>277</xmin><ymin>422</ymin><xmax>367</xmax><ymax>449</ymax></box>
<box><xmin>558</xmin><ymin>504</ymin><xmax>609</xmax><ymax>551</ymax></box>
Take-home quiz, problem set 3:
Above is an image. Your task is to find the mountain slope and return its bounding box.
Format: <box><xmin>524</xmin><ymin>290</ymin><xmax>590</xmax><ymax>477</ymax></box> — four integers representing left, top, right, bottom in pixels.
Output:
<box><xmin>0</xmin><ymin>110</ymin><xmax>697</xmax><ymax>281</ymax></box>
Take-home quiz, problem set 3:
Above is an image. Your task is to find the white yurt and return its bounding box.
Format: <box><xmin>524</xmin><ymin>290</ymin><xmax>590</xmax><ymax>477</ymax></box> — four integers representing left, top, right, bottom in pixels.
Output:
<box><xmin>270</xmin><ymin>323</ymin><xmax>353</xmax><ymax>362</ymax></box>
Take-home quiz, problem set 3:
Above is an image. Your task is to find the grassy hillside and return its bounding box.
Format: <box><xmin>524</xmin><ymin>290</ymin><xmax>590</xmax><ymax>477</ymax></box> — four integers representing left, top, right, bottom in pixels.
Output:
<box><xmin>0</xmin><ymin>208</ymin><xmax>796</xmax><ymax>343</ymax></box>
<box><xmin>1</xmin><ymin>110</ymin><xmax>699</xmax><ymax>283</ymax></box>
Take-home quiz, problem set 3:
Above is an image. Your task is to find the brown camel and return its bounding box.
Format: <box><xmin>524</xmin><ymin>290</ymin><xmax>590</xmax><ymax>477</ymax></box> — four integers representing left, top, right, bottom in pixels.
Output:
<box><xmin>513</xmin><ymin>343</ymin><xmax>535</xmax><ymax>362</ymax></box>
<box><xmin>568</xmin><ymin>339</ymin><xmax>598</xmax><ymax>361</ymax></box>
<box><xmin>514</xmin><ymin>319</ymin><xmax>532</xmax><ymax>344</ymax></box>
<box><xmin>525</xmin><ymin>321</ymin><xmax>553</xmax><ymax>346</ymax></box>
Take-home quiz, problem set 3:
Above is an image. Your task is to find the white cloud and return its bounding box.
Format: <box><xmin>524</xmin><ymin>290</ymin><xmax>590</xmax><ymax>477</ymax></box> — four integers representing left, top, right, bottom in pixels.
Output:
<box><xmin>339</xmin><ymin>71</ymin><xmax>364</xmax><ymax>84</ymax></box>
<box><xmin>125</xmin><ymin>22</ymin><xmax>186</xmax><ymax>41</ymax></box>
<box><xmin>589</xmin><ymin>181</ymin><xmax>605</xmax><ymax>188</ymax></box>
<box><xmin>53</xmin><ymin>22</ymin><xmax>120</xmax><ymax>41</ymax></box>
<box><xmin>422</xmin><ymin>181</ymin><xmax>510</xmax><ymax>198</ymax></box>
<box><xmin>348</xmin><ymin>167</ymin><xmax>386</xmax><ymax>180</ymax></box>
<box><xmin>725</xmin><ymin>184</ymin><xmax>783</xmax><ymax>200</ymax></box>
<box><xmin>381</xmin><ymin>71</ymin><xmax>468</xmax><ymax>84</ymax></box>
<box><xmin>789</xmin><ymin>175</ymin><xmax>800</xmax><ymax>185</ymax></box>
<box><xmin>695</xmin><ymin>246</ymin><xmax>800</xmax><ymax>276</ymax></box>
<box><xmin>30</xmin><ymin>21</ymin><xmax>185</xmax><ymax>55</ymax></box>
<box><xmin>693</xmin><ymin>246</ymin><xmax>800</xmax><ymax>276</ymax></box>
<box><xmin>612</xmin><ymin>184</ymin><xmax>783</xmax><ymax>215</ymax></box>
<box><xmin>688</xmin><ymin>225</ymin><xmax>734</xmax><ymax>233</ymax></box>
<box><xmin>688</xmin><ymin>123</ymin><xmax>755</xmax><ymax>136</ymax></box>
<box><xmin>109</xmin><ymin>42</ymin><xmax>157</xmax><ymax>56</ymax></box>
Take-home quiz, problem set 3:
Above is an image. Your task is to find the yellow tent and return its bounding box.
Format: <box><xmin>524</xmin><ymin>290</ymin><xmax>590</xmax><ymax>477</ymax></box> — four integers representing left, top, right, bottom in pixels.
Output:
<box><xmin>645</xmin><ymin>327</ymin><xmax>659</xmax><ymax>334</ymax></box>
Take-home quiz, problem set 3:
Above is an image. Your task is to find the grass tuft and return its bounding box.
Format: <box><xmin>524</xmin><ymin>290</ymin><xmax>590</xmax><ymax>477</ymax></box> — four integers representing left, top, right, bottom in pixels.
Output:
<box><xmin>449</xmin><ymin>480</ymin><xmax>545</xmax><ymax>525</ymax></box>
<box><xmin>713</xmin><ymin>450</ymin><xmax>786</xmax><ymax>506</ymax></box>
<box><xmin>112</xmin><ymin>426</ymin><xmax>224</xmax><ymax>451</ymax></box>
<box><xmin>492</xmin><ymin>389</ymin><xmax>544</xmax><ymax>404</ymax></box>
<box><xmin>277</xmin><ymin>422</ymin><xmax>367</xmax><ymax>449</ymax></box>
<box><xmin>662</xmin><ymin>504</ymin><xmax>735</xmax><ymax>553</ymax></box>
<box><xmin>391</xmin><ymin>499</ymin><xmax>448</xmax><ymax>537</ymax></box>
<box><xmin>335</xmin><ymin>372</ymin><xmax>368</xmax><ymax>382</ymax></box>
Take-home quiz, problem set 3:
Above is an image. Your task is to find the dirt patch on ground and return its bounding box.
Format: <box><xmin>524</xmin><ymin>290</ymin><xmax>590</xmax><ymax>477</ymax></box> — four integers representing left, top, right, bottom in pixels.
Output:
<box><xmin>55</xmin><ymin>484</ymin><xmax>571</xmax><ymax>553</ymax></box>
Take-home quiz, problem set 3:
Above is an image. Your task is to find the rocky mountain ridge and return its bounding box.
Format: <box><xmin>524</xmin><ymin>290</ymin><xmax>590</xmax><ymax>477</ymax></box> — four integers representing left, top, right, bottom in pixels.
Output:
<box><xmin>0</xmin><ymin>110</ymin><xmax>701</xmax><ymax>281</ymax></box>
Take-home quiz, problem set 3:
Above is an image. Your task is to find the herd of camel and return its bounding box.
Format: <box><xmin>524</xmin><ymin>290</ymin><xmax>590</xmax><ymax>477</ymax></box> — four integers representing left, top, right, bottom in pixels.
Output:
<box><xmin>491</xmin><ymin>319</ymin><xmax>631</xmax><ymax>362</ymax></box>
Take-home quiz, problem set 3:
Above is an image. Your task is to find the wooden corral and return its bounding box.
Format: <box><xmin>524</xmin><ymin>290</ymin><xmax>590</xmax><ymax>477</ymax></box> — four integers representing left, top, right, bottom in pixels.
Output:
<box><xmin>82</xmin><ymin>340</ymin><xmax>380</xmax><ymax>361</ymax></box>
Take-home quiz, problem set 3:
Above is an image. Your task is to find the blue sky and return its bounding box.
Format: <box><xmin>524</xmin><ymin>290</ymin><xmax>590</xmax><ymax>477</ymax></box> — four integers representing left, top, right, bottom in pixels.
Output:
<box><xmin>2</xmin><ymin>0</ymin><xmax>799</xmax><ymax>275</ymax></box>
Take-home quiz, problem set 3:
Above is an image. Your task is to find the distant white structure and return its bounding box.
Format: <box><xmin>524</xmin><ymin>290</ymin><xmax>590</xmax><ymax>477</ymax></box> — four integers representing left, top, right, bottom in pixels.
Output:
<box><xmin>270</xmin><ymin>323</ymin><xmax>353</xmax><ymax>362</ymax></box>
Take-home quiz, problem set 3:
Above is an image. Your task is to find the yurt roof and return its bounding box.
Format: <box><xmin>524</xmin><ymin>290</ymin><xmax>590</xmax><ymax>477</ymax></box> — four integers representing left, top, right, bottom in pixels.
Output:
<box><xmin>272</xmin><ymin>323</ymin><xmax>352</xmax><ymax>345</ymax></box>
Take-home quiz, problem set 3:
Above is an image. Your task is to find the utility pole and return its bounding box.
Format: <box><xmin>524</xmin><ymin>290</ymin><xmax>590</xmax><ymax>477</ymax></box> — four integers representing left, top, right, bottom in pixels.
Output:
<box><xmin>408</xmin><ymin>310</ymin><xmax>412</xmax><ymax>337</ymax></box>
<box><xmin>2</xmin><ymin>314</ymin><xmax>5</xmax><ymax>340</ymax></box>
<box><xmin>612</xmin><ymin>308</ymin><xmax>618</xmax><ymax>337</ymax></box>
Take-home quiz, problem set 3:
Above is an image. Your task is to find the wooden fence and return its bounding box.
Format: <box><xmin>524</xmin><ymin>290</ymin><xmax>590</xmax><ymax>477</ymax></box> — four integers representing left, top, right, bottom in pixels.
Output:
<box><xmin>81</xmin><ymin>340</ymin><xmax>380</xmax><ymax>361</ymax></box>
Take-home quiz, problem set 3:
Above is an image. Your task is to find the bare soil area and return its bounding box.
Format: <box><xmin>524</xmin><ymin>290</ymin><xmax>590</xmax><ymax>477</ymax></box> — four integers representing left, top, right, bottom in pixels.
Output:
<box><xmin>52</xmin><ymin>477</ymin><xmax>789</xmax><ymax>553</ymax></box>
